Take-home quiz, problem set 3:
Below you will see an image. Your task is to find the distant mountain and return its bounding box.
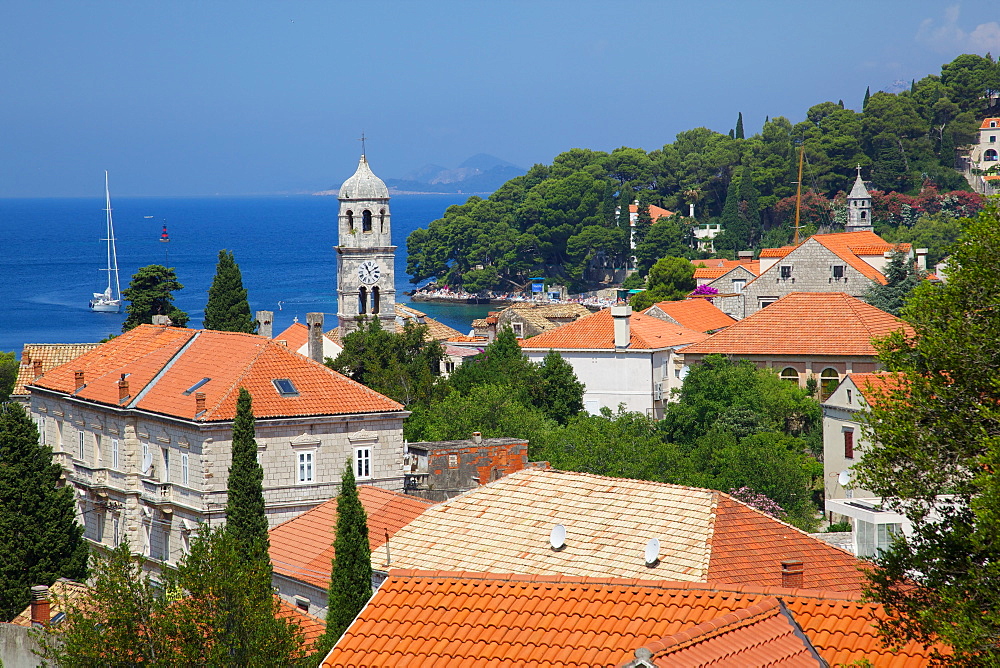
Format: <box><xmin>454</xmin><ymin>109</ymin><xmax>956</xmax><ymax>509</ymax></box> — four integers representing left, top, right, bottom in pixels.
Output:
<box><xmin>385</xmin><ymin>154</ymin><xmax>525</xmax><ymax>194</ymax></box>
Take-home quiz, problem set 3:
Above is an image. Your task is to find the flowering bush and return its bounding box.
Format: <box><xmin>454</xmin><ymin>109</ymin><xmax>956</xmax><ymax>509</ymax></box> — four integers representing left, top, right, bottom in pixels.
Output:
<box><xmin>728</xmin><ymin>486</ymin><xmax>786</xmax><ymax>519</ymax></box>
<box><xmin>690</xmin><ymin>284</ymin><xmax>719</xmax><ymax>302</ymax></box>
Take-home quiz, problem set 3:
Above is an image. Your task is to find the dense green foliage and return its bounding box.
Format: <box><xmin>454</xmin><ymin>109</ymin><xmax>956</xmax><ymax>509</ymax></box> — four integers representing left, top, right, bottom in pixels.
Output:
<box><xmin>629</xmin><ymin>257</ymin><xmax>697</xmax><ymax>310</ymax></box>
<box><xmin>408</xmin><ymin>54</ymin><xmax>995</xmax><ymax>293</ymax></box>
<box><xmin>862</xmin><ymin>250</ymin><xmax>924</xmax><ymax>316</ymax></box>
<box><xmin>329</xmin><ymin>318</ymin><xmax>447</xmax><ymax>407</ymax></box>
<box><xmin>37</xmin><ymin>531</ymin><xmax>306</xmax><ymax>666</ymax></box>
<box><xmin>203</xmin><ymin>249</ymin><xmax>255</xmax><ymax>333</ymax></box>
<box><xmin>225</xmin><ymin>388</ymin><xmax>269</xmax><ymax>566</ymax></box>
<box><xmin>854</xmin><ymin>200</ymin><xmax>1000</xmax><ymax>665</ymax></box>
<box><xmin>0</xmin><ymin>403</ymin><xmax>87</xmax><ymax>622</ymax></box>
<box><xmin>317</xmin><ymin>462</ymin><xmax>373</xmax><ymax>655</ymax></box>
<box><xmin>122</xmin><ymin>264</ymin><xmax>189</xmax><ymax>331</ymax></box>
<box><xmin>0</xmin><ymin>351</ymin><xmax>17</xmax><ymax>402</ymax></box>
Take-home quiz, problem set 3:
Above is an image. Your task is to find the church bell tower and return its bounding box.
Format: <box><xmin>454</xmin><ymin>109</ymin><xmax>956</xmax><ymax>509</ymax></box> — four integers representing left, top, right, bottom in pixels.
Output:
<box><xmin>846</xmin><ymin>165</ymin><xmax>873</xmax><ymax>233</ymax></box>
<box><xmin>336</xmin><ymin>151</ymin><xmax>396</xmax><ymax>336</ymax></box>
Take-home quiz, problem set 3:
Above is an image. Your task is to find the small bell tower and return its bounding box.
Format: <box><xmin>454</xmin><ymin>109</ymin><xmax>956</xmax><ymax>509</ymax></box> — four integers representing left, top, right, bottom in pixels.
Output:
<box><xmin>846</xmin><ymin>165</ymin><xmax>873</xmax><ymax>233</ymax></box>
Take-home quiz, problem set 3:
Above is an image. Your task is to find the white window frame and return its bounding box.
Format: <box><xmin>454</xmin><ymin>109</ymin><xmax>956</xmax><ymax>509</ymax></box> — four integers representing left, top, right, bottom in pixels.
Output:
<box><xmin>78</xmin><ymin>431</ymin><xmax>85</xmax><ymax>461</ymax></box>
<box><xmin>37</xmin><ymin>416</ymin><xmax>46</xmax><ymax>444</ymax></box>
<box><xmin>112</xmin><ymin>438</ymin><xmax>120</xmax><ymax>470</ymax></box>
<box><xmin>297</xmin><ymin>450</ymin><xmax>315</xmax><ymax>484</ymax></box>
<box><xmin>162</xmin><ymin>448</ymin><xmax>170</xmax><ymax>483</ymax></box>
<box><xmin>181</xmin><ymin>453</ymin><xmax>189</xmax><ymax>486</ymax></box>
<box><xmin>355</xmin><ymin>446</ymin><xmax>372</xmax><ymax>480</ymax></box>
<box><xmin>732</xmin><ymin>279</ymin><xmax>746</xmax><ymax>293</ymax></box>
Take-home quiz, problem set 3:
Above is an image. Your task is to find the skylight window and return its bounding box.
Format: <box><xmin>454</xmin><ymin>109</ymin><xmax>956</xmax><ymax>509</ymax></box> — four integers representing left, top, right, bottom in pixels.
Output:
<box><xmin>183</xmin><ymin>378</ymin><xmax>211</xmax><ymax>395</ymax></box>
<box><xmin>273</xmin><ymin>379</ymin><xmax>299</xmax><ymax>396</ymax></box>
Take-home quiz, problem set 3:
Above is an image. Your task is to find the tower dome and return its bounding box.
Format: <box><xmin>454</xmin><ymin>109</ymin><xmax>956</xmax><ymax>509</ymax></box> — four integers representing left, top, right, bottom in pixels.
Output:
<box><xmin>338</xmin><ymin>155</ymin><xmax>389</xmax><ymax>200</ymax></box>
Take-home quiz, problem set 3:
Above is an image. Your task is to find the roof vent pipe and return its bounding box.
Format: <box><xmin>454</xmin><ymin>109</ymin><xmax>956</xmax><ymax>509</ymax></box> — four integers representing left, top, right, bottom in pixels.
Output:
<box><xmin>781</xmin><ymin>559</ymin><xmax>804</xmax><ymax>588</ymax></box>
<box><xmin>611</xmin><ymin>305</ymin><xmax>632</xmax><ymax>349</ymax></box>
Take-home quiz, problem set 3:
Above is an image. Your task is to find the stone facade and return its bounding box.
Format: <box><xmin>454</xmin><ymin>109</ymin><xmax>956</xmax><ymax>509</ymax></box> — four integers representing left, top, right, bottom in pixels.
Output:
<box><xmin>404</xmin><ymin>436</ymin><xmax>530</xmax><ymax>502</ymax></box>
<box><xmin>821</xmin><ymin>376</ymin><xmax>876</xmax><ymax>510</ymax></box>
<box><xmin>30</xmin><ymin>391</ymin><xmax>405</xmax><ymax>574</ymax></box>
<box><xmin>702</xmin><ymin>265</ymin><xmax>758</xmax><ymax>319</ymax></box>
<box><xmin>336</xmin><ymin>156</ymin><xmax>397</xmax><ymax>336</ymax></box>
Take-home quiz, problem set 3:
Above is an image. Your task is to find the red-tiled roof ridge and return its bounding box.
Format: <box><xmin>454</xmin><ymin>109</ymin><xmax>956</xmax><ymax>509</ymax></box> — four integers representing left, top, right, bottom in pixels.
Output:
<box><xmin>518</xmin><ymin>308</ymin><xmax>708</xmax><ymax>350</ymax></box>
<box><xmin>273</xmin><ymin>321</ymin><xmax>309</xmax><ymax>349</ymax></box>
<box><xmin>980</xmin><ymin>117</ymin><xmax>1000</xmax><ymax>129</ymax></box>
<box><xmin>637</xmin><ymin>596</ymin><xmax>783</xmax><ymax>655</ymax></box>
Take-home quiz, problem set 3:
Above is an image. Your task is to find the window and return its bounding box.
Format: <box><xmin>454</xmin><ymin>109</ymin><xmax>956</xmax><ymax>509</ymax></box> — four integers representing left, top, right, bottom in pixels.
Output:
<box><xmin>346</xmin><ymin>210</ymin><xmax>354</xmax><ymax>232</ymax></box>
<box><xmin>820</xmin><ymin>368</ymin><xmax>840</xmax><ymax>400</ymax></box>
<box><xmin>512</xmin><ymin>322</ymin><xmax>524</xmax><ymax>338</ymax></box>
<box><xmin>37</xmin><ymin>416</ymin><xmax>45</xmax><ymax>444</ymax></box>
<box><xmin>183</xmin><ymin>377</ymin><xmax>211</xmax><ymax>395</ymax></box>
<box><xmin>272</xmin><ymin>378</ymin><xmax>299</xmax><ymax>396</ymax></box>
<box><xmin>112</xmin><ymin>438</ymin><xmax>120</xmax><ymax>470</ymax></box>
<box><xmin>379</xmin><ymin>208</ymin><xmax>386</xmax><ymax>233</ymax></box>
<box><xmin>113</xmin><ymin>518</ymin><xmax>120</xmax><ymax>547</ymax></box>
<box><xmin>860</xmin><ymin>210</ymin><xmax>867</xmax><ymax>219</ymax></box>
<box><xmin>371</xmin><ymin>286</ymin><xmax>380</xmax><ymax>314</ymax></box>
<box><xmin>355</xmin><ymin>447</ymin><xmax>372</xmax><ymax>479</ymax></box>
<box><xmin>759</xmin><ymin>298</ymin><xmax>777</xmax><ymax>309</ymax></box>
<box><xmin>297</xmin><ymin>451</ymin><xmax>314</xmax><ymax>483</ymax></box>
<box><xmin>162</xmin><ymin>448</ymin><xmax>170</xmax><ymax>483</ymax></box>
<box><xmin>846</xmin><ymin>389</ymin><xmax>853</xmax><ymax>405</ymax></box>
<box><xmin>832</xmin><ymin>265</ymin><xmax>845</xmax><ymax>279</ymax></box>
<box><xmin>78</xmin><ymin>431</ymin><xmax>85</xmax><ymax>460</ymax></box>
<box><xmin>856</xmin><ymin>520</ymin><xmax>901</xmax><ymax>557</ymax></box>
<box><xmin>732</xmin><ymin>279</ymin><xmax>745</xmax><ymax>293</ymax></box>
<box><xmin>986</xmin><ymin>149</ymin><xmax>999</xmax><ymax>161</ymax></box>
<box><xmin>779</xmin><ymin>265</ymin><xmax>793</xmax><ymax>279</ymax></box>
<box><xmin>362</xmin><ymin>209</ymin><xmax>373</xmax><ymax>232</ymax></box>
<box><xmin>181</xmin><ymin>453</ymin><xmax>189</xmax><ymax>486</ymax></box>
<box><xmin>142</xmin><ymin>443</ymin><xmax>150</xmax><ymax>474</ymax></box>
<box><xmin>444</xmin><ymin>361</ymin><xmax>456</xmax><ymax>374</ymax></box>
<box><xmin>358</xmin><ymin>286</ymin><xmax>367</xmax><ymax>314</ymax></box>
<box><xmin>780</xmin><ymin>367</ymin><xmax>799</xmax><ymax>383</ymax></box>
<box><xmin>991</xmin><ymin>135</ymin><xmax>997</xmax><ymax>143</ymax></box>
<box><xmin>844</xmin><ymin>429</ymin><xmax>855</xmax><ymax>459</ymax></box>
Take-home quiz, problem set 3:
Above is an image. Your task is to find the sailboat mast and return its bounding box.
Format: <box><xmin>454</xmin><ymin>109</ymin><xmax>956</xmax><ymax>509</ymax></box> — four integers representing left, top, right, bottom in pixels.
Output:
<box><xmin>793</xmin><ymin>146</ymin><xmax>805</xmax><ymax>246</ymax></box>
<box><xmin>105</xmin><ymin>171</ymin><xmax>121</xmax><ymax>300</ymax></box>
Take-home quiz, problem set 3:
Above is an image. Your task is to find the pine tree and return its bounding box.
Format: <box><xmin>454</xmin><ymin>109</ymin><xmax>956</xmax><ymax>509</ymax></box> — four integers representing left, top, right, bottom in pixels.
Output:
<box><xmin>224</xmin><ymin>388</ymin><xmax>269</xmax><ymax>566</ymax></box>
<box><xmin>0</xmin><ymin>403</ymin><xmax>87</xmax><ymax>621</ymax></box>
<box><xmin>633</xmin><ymin>192</ymin><xmax>654</xmax><ymax>246</ymax></box>
<box><xmin>122</xmin><ymin>264</ymin><xmax>189</xmax><ymax>332</ymax></box>
<box><xmin>863</xmin><ymin>85</ymin><xmax>871</xmax><ymax>110</ymax></box>
<box><xmin>316</xmin><ymin>462</ymin><xmax>372</xmax><ymax>655</ymax></box>
<box><xmin>616</xmin><ymin>185</ymin><xmax>634</xmax><ymax>232</ymax></box>
<box><xmin>735</xmin><ymin>112</ymin><xmax>744</xmax><ymax>139</ymax></box>
<box><xmin>203</xmin><ymin>250</ymin><xmax>255</xmax><ymax>333</ymax></box>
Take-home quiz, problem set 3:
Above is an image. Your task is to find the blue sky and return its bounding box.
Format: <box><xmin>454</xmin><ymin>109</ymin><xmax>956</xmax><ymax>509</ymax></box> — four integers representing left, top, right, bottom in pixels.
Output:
<box><xmin>1</xmin><ymin>1</ymin><xmax>998</xmax><ymax>197</ymax></box>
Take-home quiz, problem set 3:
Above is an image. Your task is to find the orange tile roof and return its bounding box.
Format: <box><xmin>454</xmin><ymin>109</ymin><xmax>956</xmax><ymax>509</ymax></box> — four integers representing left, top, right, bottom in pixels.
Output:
<box><xmin>321</xmin><ymin>572</ymin><xmax>938</xmax><ymax>667</ymax></box>
<box><xmin>275</xmin><ymin>598</ymin><xmax>326</xmax><ymax>651</ymax></box>
<box><xmin>446</xmin><ymin>335</ymin><xmax>488</xmax><ymax>344</ymax></box>
<box><xmin>375</xmin><ymin>469</ymin><xmax>864</xmax><ymax>592</ymax></box>
<box><xmin>644</xmin><ymin>299</ymin><xmax>737</xmax><ymax>333</ymax></box>
<box><xmin>9</xmin><ymin>578</ymin><xmax>89</xmax><ymax>626</ymax></box>
<box><xmin>691</xmin><ymin>259</ymin><xmax>760</xmax><ymax>279</ymax></box>
<box><xmin>847</xmin><ymin>371</ymin><xmax>906</xmax><ymax>409</ymax></box>
<box><xmin>638</xmin><ymin>597</ymin><xmax>822</xmax><ymax>667</ymax></box>
<box><xmin>518</xmin><ymin>309</ymin><xmax>708</xmax><ymax>350</ymax></box>
<box><xmin>811</xmin><ymin>231</ymin><xmax>903</xmax><ymax>285</ymax></box>
<box><xmin>682</xmin><ymin>292</ymin><xmax>912</xmax><ymax>357</ymax></box>
<box><xmin>394</xmin><ymin>303</ymin><xmax>465</xmax><ymax>340</ymax></box>
<box><xmin>849</xmin><ymin>242</ymin><xmax>912</xmax><ymax>256</ymax></box>
<box><xmin>269</xmin><ymin>486</ymin><xmax>435</xmax><ymax>590</ymax></box>
<box><xmin>984</xmin><ymin>174</ymin><xmax>1000</xmax><ymax>181</ymax></box>
<box><xmin>30</xmin><ymin>324</ymin><xmax>403</xmax><ymax>421</ymax></box>
<box><xmin>980</xmin><ymin>117</ymin><xmax>1000</xmax><ymax>129</ymax></box>
<box><xmin>629</xmin><ymin>203</ymin><xmax>675</xmax><ymax>219</ymax></box>
<box><xmin>760</xmin><ymin>246</ymin><xmax>796</xmax><ymax>258</ymax></box>
<box><xmin>13</xmin><ymin>343</ymin><xmax>101</xmax><ymax>397</ymax></box>
<box><xmin>274</xmin><ymin>322</ymin><xmax>310</xmax><ymax>350</ymax></box>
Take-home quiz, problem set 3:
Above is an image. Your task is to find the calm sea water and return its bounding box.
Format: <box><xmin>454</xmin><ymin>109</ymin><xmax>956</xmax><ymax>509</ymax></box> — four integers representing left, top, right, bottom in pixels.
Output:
<box><xmin>0</xmin><ymin>194</ymin><xmax>494</xmax><ymax>353</ymax></box>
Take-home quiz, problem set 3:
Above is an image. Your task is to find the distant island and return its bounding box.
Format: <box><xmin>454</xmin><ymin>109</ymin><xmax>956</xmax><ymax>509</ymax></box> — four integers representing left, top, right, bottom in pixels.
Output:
<box><xmin>314</xmin><ymin>153</ymin><xmax>526</xmax><ymax>196</ymax></box>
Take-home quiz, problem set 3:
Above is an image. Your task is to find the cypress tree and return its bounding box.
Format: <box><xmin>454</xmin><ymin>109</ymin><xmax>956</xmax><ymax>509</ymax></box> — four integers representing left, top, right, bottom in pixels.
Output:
<box><xmin>616</xmin><ymin>185</ymin><xmax>634</xmax><ymax>231</ymax></box>
<box><xmin>735</xmin><ymin>112</ymin><xmax>744</xmax><ymax>139</ymax></box>
<box><xmin>737</xmin><ymin>164</ymin><xmax>762</xmax><ymax>247</ymax></box>
<box><xmin>0</xmin><ymin>403</ymin><xmax>87</xmax><ymax>621</ymax></box>
<box><xmin>728</xmin><ymin>128</ymin><xmax>735</xmax><ymax>139</ymax></box>
<box><xmin>203</xmin><ymin>250</ymin><xmax>255</xmax><ymax>333</ymax></box>
<box><xmin>317</xmin><ymin>461</ymin><xmax>372</xmax><ymax>654</ymax></box>
<box><xmin>224</xmin><ymin>388</ymin><xmax>269</xmax><ymax>565</ymax></box>
<box><xmin>633</xmin><ymin>192</ymin><xmax>654</xmax><ymax>246</ymax></box>
<box><xmin>863</xmin><ymin>85</ymin><xmax>871</xmax><ymax>110</ymax></box>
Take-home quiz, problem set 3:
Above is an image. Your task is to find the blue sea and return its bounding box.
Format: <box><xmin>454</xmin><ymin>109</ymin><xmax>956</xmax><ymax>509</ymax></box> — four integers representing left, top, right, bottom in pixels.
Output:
<box><xmin>0</xmin><ymin>194</ymin><xmax>495</xmax><ymax>354</ymax></box>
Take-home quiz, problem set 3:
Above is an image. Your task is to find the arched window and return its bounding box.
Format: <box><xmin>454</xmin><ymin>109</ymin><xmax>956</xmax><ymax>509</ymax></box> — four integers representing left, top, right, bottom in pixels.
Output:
<box><xmin>861</xmin><ymin>210</ymin><xmax>867</xmax><ymax>219</ymax></box>
<box><xmin>371</xmin><ymin>286</ymin><xmax>380</xmax><ymax>314</ymax></box>
<box><xmin>986</xmin><ymin>149</ymin><xmax>999</xmax><ymax>161</ymax></box>
<box><xmin>780</xmin><ymin>367</ymin><xmax>799</xmax><ymax>384</ymax></box>
<box><xmin>358</xmin><ymin>287</ymin><xmax>367</xmax><ymax>314</ymax></box>
<box><xmin>379</xmin><ymin>208</ymin><xmax>386</xmax><ymax>233</ymax></box>
<box><xmin>820</xmin><ymin>368</ymin><xmax>840</xmax><ymax>400</ymax></box>
<box><xmin>362</xmin><ymin>210</ymin><xmax>373</xmax><ymax>232</ymax></box>
<box><xmin>346</xmin><ymin>210</ymin><xmax>354</xmax><ymax>232</ymax></box>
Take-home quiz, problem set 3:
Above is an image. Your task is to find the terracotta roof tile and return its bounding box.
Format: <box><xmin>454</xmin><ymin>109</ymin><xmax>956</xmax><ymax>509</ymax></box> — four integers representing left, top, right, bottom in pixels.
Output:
<box><xmin>519</xmin><ymin>309</ymin><xmax>708</xmax><ymax>350</ymax></box>
<box><xmin>30</xmin><ymin>324</ymin><xmax>403</xmax><ymax>421</ymax></box>
<box><xmin>979</xmin><ymin>117</ymin><xmax>1000</xmax><ymax>129</ymax></box>
<box><xmin>270</xmin><ymin>486</ymin><xmax>435</xmax><ymax>589</ymax></box>
<box><xmin>321</xmin><ymin>573</ymin><xmax>939</xmax><ymax>667</ymax></box>
<box><xmin>682</xmin><ymin>292</ymin><xmax>912</xmax><ymax>357</ymax></box>
<box><xmin>273</xmin><ymin>322</ymin><xmax>310</xmax><ymax>351</ymax></box>
<box><xmin>760</xmin><ymin>246</ymin><xmax>796</xmax><ymax>258</ymax></box>
<box><xmin>692</xmin><ymin>259</ymin><xmax>760</xmax><ymax>279</ymax></box>
<box><xmin>644</xmin><ymin>300</ymin><xmax>737</xmax><ymax>333</ymax></box>
<box><xmin>10</xmin><ymin>578</ymin><xmax>89</xmax><ymax>627</ymax></box>
<box><xmin>811</xmin><ymin>231</ymin><xmax>903</xmax><ymax>285</ymax></box>
<box><xmin>13</xmin><ymin>343</ymin><xmax>101</xmax><ymax>397</ymax></box>
<box><xmin>629</xmin><ymin>203</ymin><xmax>675</xmax><ymax>219</ymax></box>
<box><xmin>394</xmin><ymin>303</ymin><xmax>465</xmax><ymax>340</ymax></box>
<box><xmin>275</xmin><ymin>598</ymin><xmax>326</xmax><ymax>651</ymax></box>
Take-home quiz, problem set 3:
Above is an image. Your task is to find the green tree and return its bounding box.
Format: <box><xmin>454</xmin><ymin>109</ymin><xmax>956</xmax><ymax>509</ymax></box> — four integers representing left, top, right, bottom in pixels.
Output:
<box><xmin>632</xmin><ymin>192</ymin><xmax>654</xmax><ymax>247</ymax></box>
<box><xmin>404</xmin><ymin>383</ymin><xmax>553</xmax><ymax>444</ymax></box>
<box><xmin>329</xmin><ymin>318</ymin><xmax>446</xmax><ymax>407</ymax></box>
<box><xmin>884</xmin><ymin>212</ymin><xmax>964</xmax><ymax>267</ymax></box>
<box><xmin>0</xmin><ymin>351</ymin><xmax>17</xmax><ymax>402</ymax></box>
<box><xmin>863</xmin><ymin>250</ymin><xmax>923</xmax><ymax>316</ymax></box>
<box><xmin>629</xmin><ymin>256</ymin><xmax>696</xmax><ymax>310</ymax></box>
<box><xmin>448</xmin><ymin>328</ymin><xmax>539</xmax><ymax>401</ymax></box>
<box><xmin>535</xmin><ymin>351</ymin><xmax>585</xmax><ymax>425</ymax></box>
<box><xmin>0</xmin><ymin>403</ymin><xmax>87</xmax><ymax>622</ymax></box>
<box><xmin>316</xmin><ymin>462</ymin><xmax>372</xmax><ymax>655</ymax></box>
<box><xmin>735</xmin><ymin>112</ymin><xmax>744</xmax><ymax>140</ymax></box>
<box><xmin>122</xmin><ymin>264</ymin><xmax>189</xmax><ymax>331</ymax></box>
<box><xmin>863</xmin><ymin>85</ymin><xmax>870</xmax><ymax>110</ymax></box>
<box><xmin>853</xmin><ymin>201</ymin><xmax>1000</xmax><ymax>665</ymax></box>
<box><xmin>225</xmin><ymin>388</ymin><xmax>269</xmax><ymax>566</ymax></box>
<box><xmin>633</xmin><ymin>217</ymin><xmax>692</xmax><ymax>275</ymax></box>
<box><xmin>203</xmin><ymin>249</ymin><xmax>255</xmax><ymax>333</ymax></box>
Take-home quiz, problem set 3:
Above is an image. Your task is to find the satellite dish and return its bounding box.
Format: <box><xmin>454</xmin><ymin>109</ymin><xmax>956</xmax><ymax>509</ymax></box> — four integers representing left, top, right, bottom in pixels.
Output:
<box><xmin>838</xmin><ymin>470</ymin><xmax>852</xmax><ymax>487</ymax></box>
<box><xmin>141</xmin><ymin>449</ymin><xmax>153</xmax><ymax>474</ymax></box>
<box><xmin>644</xmin><ymin>538</ymin><xmax>660</xmax><ymax>567</ymax></box>
<box><xmin>550</xmin><ymin>524</ymin><xmax>566</xmax><ymax>550</ymax></box>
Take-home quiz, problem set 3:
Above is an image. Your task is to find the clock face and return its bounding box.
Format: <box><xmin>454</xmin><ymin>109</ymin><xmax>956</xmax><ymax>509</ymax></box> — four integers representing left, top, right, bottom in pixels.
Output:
<box><xmin>358</xmin><ymin>260</ymin><xmax>381</xmax><ymax>285</ymax></box>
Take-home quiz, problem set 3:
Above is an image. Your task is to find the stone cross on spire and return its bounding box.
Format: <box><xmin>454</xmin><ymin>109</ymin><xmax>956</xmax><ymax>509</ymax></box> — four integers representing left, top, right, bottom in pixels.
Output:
<box><xmin>359</xmin><ymin>132</ymin><xmax>367</xmax><ymax>158</ymax></box>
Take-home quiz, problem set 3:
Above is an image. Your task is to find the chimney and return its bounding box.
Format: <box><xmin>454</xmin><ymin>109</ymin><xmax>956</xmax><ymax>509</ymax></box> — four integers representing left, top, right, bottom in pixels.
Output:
<box><xmin>916</xmin><ymin>248</ymin><xmax>928</xmax><ymax>272</ymax></box>
<box><xmin>781</xmin><ymin>559</ymin><xmax>804</xmax><ymax>588</ymax></box>
<box><xmin>689</xmin><ymin>203</ymin><xmax>694</xmax><ymax>218</ymax></box>
<box><xmin>195</xmin><ymin>392</ymin><xmax>206</xmax><ymax>414</ymax></box>
<box><xmin>33</xmin><ymin>359</ymin><xmax>43</xmax><ymax>378</ymax></box>
<box><xmin>255</xmin><ymin>310</ymin><xmax>273</xmax><ymax>338</ymax></box>
<box><xmin>22</xmin><ymin>352</ymin><xmax>31</xmax><ymax>366</ymax></box>
<box><xmin>118</xmin><ymin>374</ymin><xmax>130</xmax><ymax>402</ymax></box>
<box><xmin>737</xmin><ymin>250</ymin><xmax>753</xmax><ymax>261</ymax></box>
<box><xmin>151</xmin><ymin>315</ymin><xmax>172</xmax><ymax>326</ymax></box>
<box><xmin>306</xmin><ymin>313</ymin><xmax>324</xmax><ymax>363</ymax></box>
<box><xmin>74</xmin><ymin>369</ymin><xmax>85</xmax><ymax>389</ymax></box>
<box><xmin>611</xmin><ymin>305</ymin><xmax>632</xmax><ymax>349</ymax></box>
<box><xmin>472</xmin><ymin>431</ymin><xmax>482</xmax><ymax>444</ymax></box>
<box><xmin>30</xmin><ymin>585</ymin><xmax>50</xmax><ymax>627</ymax></box>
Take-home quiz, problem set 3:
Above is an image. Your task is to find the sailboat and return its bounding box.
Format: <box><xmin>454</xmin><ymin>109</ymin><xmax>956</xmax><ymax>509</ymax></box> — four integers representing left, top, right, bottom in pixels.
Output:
<box><xmin>89</xmin><ymin>172</ymin><xmax>122</xmax><ymax>313</ymax></box>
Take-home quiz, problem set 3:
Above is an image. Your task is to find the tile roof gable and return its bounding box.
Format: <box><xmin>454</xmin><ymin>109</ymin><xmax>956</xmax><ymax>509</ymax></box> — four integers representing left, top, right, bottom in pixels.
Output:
<box><xmin>644</xmin><ymin>299</ymin><xmax>737</xmax><ymax>333</ymax></box>
<box><xmin>519</xmin><ymin>308</ymin><xmax>708</xmax><ymax>350</ymax></box>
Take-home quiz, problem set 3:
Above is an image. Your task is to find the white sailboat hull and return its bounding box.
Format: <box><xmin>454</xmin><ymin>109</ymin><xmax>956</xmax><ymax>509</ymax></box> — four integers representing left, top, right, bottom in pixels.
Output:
<box><xmin>89</xmin><ymin>299</ymin><xmax>122</xmax><ymax>313</ymax></box>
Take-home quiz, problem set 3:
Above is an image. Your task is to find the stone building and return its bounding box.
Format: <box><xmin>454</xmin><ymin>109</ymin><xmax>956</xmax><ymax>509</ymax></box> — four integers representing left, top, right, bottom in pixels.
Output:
<box><xmin>845</xmin><ymin>166</ymin><xmax>873</xmax><ymax>233</ymax></box>
<box><xmin>403</xmin><ymin>434</ymin><xmax>531</xmax><ymax>502</ymax></box>
<box><xmin>471</xmin><ymin>302</ymin><xmax>593</xmax><ymax>341</ymax></box>
<box><xmin>26</xmin><ymin>324</ymin><xmax>407</xmax><ymax>572</ymax></box>
<box><xmin>336</xmin><ymin>153</ymin><xmax>396</xmax><ymax>336</ymax></box>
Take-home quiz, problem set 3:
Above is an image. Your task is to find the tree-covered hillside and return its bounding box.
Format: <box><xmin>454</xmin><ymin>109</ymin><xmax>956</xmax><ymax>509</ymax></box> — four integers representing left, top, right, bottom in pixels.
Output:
<box><xmin>408</xmin><ymin>53</ymin><xmax>998</xmax><ymax>293</ymax></box>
